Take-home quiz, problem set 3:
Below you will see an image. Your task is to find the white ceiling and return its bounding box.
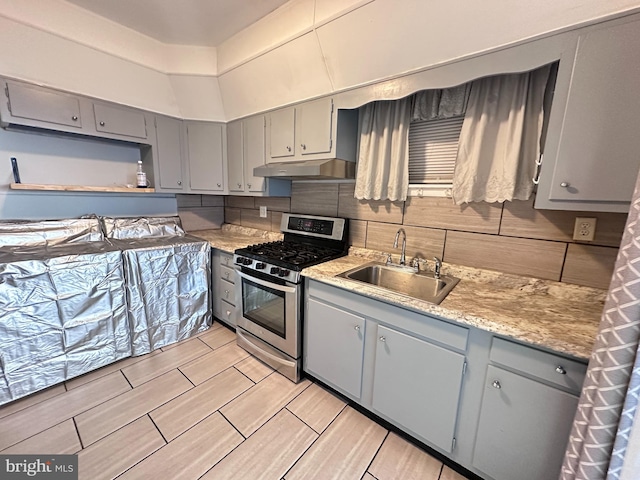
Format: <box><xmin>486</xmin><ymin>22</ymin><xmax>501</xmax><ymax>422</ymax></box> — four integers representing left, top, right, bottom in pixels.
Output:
<box><xmin>65</xmin><ymin>0</ymin><xmax>290</xmax><ymax>47</ymax></box>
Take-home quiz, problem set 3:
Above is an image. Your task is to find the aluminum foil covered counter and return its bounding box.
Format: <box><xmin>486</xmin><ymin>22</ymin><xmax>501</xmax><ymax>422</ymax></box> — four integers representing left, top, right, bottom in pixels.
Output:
<box><xmin>0</xmin><ymin>216</ymin><xmax>104</xmax><ymax>247</ymax></box>
<box><xmin>110</xmin><ymin>235</ymin><xmax>211</xmax><ymax>355</ymax></box>
<box><xmin>0</xmin><ymin>242</ymin><xmax>130</xmax><ymax>406</ymax></box>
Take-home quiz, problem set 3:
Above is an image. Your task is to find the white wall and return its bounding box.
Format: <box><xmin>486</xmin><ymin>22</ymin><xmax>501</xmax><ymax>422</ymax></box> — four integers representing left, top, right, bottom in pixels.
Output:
<box><xmin>0</xmin><ymin>128</ymin><xmax>177</xmax><ymax>220</ymax></box>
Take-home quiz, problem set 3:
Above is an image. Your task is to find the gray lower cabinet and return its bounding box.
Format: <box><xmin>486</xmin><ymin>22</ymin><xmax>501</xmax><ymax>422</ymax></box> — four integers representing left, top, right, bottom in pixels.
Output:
<box><xmin>473</xmin><ymin>365</ymin><xmax>579</xmax><ymax>480</ymax></box>
<box><xmin>306</xmin><ymin>298</ymin><xmax>365</xmax><ymax>399</ymax></box>
<box><xmin>372</xmin><ymin>324</ymin><xmax>466</xmax><ymax>453</ymax></box>
<box><xmin>305</xmin><ymin>279</ymin><xmax>586</xmax><ymax>479</ymax></box>
<box><xmin>212</xmin><ymin>249</ymin><xmax>237</xmax><ymax>328</ymax></box>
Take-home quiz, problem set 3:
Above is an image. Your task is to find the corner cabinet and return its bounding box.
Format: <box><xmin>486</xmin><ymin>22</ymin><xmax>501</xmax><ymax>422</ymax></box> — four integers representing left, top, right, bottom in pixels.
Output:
<box><xmin>184</xmin><ymin>121</ymin><xmax>227</xmax><ymax>194</ymax></box>
<box><xmin>536</xmin><ymin>15</ymin><xmax>640</xmax><ymax>212</ymax></box>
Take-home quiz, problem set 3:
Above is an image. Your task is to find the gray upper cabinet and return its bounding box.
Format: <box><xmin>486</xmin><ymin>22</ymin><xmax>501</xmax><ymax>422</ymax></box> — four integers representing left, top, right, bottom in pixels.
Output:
<box><xmin>185</xmin><ymin>121</ymin><xmax>226</xmax><ymax>193</ymax></box>
<box><xmin>93</xmin><ymin>103</ymin><xmax>147</xmax><ymax>139</ymax></box>
<box><xmin>536</xmin><ymin>15</ymin><xmax>640</xmax><ymax>212</ymax></box>
<box><xmin>2</xmin><ymin>80</ymin><xmax>83</xmax><ymax>130</ymax></box>
<box><xmin>227</xmin><ymin>120</ymin><xmax>245</xmax><ymax>192</ymax></box>
<box><xmin>154</xmin><ymin>115</ymin><xmax>185</xmax><ymax>192</ymax></box>
<box><xmin>269</xmin><ymin>107</ymin><xmax>296</xmax><ymax>159</ymax></box>
<box><xmin>297</xmin><ymin>98</ymin><xmax>333</xmax><ymax>155</ymax></box>
<box><xmin>305</xmin><ymin>298</ymin><xmax>365</xmax><ymax>400</ymax></box>
<box><xmin>243</xmin><ymin>115</ymin><xmax>267</xmax><ymax>193</ymax></box>
<box><xmin>371</xmin><ymin>324</ymin><xmax>466</xmax><ymax>453</ymax></box>
<box><xmin>268</xmin><ymin>97</ymin><xmax>348</xmax><ymax>163</ymax></box>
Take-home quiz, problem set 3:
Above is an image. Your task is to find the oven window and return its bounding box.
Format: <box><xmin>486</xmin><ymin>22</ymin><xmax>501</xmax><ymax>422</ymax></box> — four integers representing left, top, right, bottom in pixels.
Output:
<box><xmin>242</xmin><ymin>278</ymin><xmax>286</xmax><ymax>338</ymax></box>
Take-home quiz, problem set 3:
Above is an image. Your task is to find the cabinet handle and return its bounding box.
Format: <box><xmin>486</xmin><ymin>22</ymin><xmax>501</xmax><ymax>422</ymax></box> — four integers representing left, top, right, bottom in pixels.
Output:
<box><xmin>492</xmin><ymin>380</ymin><xmax>501</xmax><ymax>389</ymax></box>
<box><xmin>247</xmin><ymin>183</ymin><xmax>251</xmax><ymax>188</ymax></box>
<box><xmin>354</xmin><ymin>325</ymin><xmax>360</xmax><ymax>332</ymax></box>
<box><xmin>72</xmin><ymin>115</ymin><xmax>78</xmax><ymax>121</ymax></box>
<box><xmin>224</xmin><ymin>289</ymin><xmax>229</xmax><ymax>296</ymax></box>
<box><xmin>560</xmin><ymin>182</ymin><xmax>570</xmax><ymax>188</ymax></box>
<box><xmin>217</xmin><ymin>183</ymin><xmax>221</xmax><ymax>187</ymax></box>
<box><xmin>177</xmin><ymin>181</ymin><xmax>182</xmax><ymax>186</ymax></box>
<box><xmin>301</xmin><ymin>144</ymin><xmax>306</xmax><ymax>150</ymax></box>
<box><xmin>555</xmin><ymin>365</ymin><xmax>567</xmax><ymax>375</ymax></box>
<box><xmin>226</xmin><ymin>310</ymin><xmax>231</xmax><ymax>317</ymax></box>
<box><xmin>99</xmin><ymin>121</ymin><xmax>105</xmax><ymax>126</ymax></box>
<box><xmin>379</xmin><ymin>336</ymin><xmax>386</xmax><ymax>342</ymax></box>
<box><xmin>286</xmin><ymin>146</ymin><xmax>292</xmax><ymax>152</ymax></box>
<box><xmin>224</xmin><ymin>271</ymin><xmax>230</xmax><ymax>278</ymax></box>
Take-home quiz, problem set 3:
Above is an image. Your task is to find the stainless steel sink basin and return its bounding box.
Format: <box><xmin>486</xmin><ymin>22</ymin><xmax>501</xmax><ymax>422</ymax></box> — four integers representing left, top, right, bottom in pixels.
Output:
<box><xmin>337</xmin><ymin>262</ymin><xmax>459</xmax><ymax>305</ymax></box>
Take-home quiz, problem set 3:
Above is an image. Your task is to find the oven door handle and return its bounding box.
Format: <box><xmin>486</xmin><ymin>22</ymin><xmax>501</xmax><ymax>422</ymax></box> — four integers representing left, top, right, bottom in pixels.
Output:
<box><xmin>236</xmin><ymin>269</ymin><xmax>297</xmax><ymax>294</ymax></box>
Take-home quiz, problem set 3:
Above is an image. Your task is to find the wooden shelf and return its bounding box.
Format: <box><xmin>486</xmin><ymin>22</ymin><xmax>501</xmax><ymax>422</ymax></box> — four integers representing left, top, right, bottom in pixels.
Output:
<box><xmin>10</xmin><ymin>183</ymin><xmax>156</xmax><ymax>193</ymax></box>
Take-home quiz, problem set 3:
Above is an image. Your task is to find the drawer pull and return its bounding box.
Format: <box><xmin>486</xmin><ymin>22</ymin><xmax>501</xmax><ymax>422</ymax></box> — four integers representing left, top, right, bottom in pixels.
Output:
<box><xmin>492</xmin><ymin>380</ymin><xmax>502</xmax><ymax>389</ymax></box>
<box><xmin>379</xmin><ymin>336</ymin><xmax>386</xmax><ymax>342</ymax></box>
<box><xmin>224</xmin><ymin>271</ymin><xmax>230</xmax><ymax>278</ymax></box>
<box><xmin>72</xmin><ymin>115</ymin><xmax>78</xmax><ymax>121</ymax></box>
<box><xmin>555</xmin><ymin>365</ymin><xmax>567</xmax><ymax>375</ymax></box>
<box><xmin>354</xmin><ymin>325</ymin><xmax>360</xmax><ymax>332</ymax></box>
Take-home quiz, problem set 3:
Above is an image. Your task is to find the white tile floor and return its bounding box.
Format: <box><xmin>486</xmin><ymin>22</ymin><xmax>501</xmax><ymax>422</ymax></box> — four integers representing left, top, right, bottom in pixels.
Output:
<box><xmin>0</xmin><ymin>322</ymin><xmax>473</xmax><ymax>480</ymax></box>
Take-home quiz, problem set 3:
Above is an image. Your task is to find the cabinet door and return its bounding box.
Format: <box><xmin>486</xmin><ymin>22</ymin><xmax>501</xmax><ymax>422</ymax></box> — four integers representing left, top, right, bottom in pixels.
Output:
<box><xmin>94</xmin><ymin>103</ymin><xmax>147</xmax><ymax>139</ymax></box>
<box><xmin>5</xmin><ymin>81</ymin><xmax>82</xmax><ymax>128</ymax></box>
<box><xmin>473</xmin><ymin>365</ymin><xmax>579</xmax><ymax>480</ymax></box>
<box><xmin>305</xmin><ymin>299</ymin><xmax>365</xmax><ymax>399</ymax></box>
<box><xmin>269</xmin><ymin>107</ymin><xmax>295</xmax><ymax>159</ymax></box>
<box><xmin>537</xmin><ymin>17</ymin><xmax>640</xmax><ymax>210</ymax></box>
<box><xmin>372</xmin><ymin>325</ymin><xmax>465</xmax><ymax>452</ymax></box>
<box><xmin>186</xmin><ymin>122</ymin><xmax>225</xmax><ymax>192</ymax></box>
<box><xmin>244</xmin><ymin>115</ymin><xmax>266</xmax><ymax>193</ymax></box>
<box><xmin>227</xmin><ymin>120</ymin><xmax>245</xmax><ymax>192</ymax></box>
<box><xmin>297</xmin><ymin>97</ymin><xmax>333</xmax><ymax>155</ymax></box>
<box><xmin>154</xmin><ymin>115</ymin><xmax>184</xmax><ymax>191</ymax></box>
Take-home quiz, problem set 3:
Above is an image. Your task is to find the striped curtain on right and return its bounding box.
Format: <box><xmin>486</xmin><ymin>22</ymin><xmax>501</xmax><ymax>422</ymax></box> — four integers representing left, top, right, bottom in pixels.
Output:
<box><xmin>561</xmin><ymin>171</ymin><xmax>640</xmax><ymax>479</ymax></box>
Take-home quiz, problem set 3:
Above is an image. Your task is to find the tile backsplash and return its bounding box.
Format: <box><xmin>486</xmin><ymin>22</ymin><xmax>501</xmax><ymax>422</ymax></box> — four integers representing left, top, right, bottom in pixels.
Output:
<box><xmin>223</xmin><ymin>183</ymin><xmax>627</xmax><ymax>289</ymax></box>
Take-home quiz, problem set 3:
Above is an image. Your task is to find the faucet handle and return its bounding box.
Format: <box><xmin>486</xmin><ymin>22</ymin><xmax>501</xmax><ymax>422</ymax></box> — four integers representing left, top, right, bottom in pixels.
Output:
<box><xmin>433</xmin><ymin>257</ymin><xmax>442</xmax><ymax>279</ymax></box>
<box><xmin>383</xmin><ymin>252</ymin><xmax>393</xmax><ymax>265</ymax></box>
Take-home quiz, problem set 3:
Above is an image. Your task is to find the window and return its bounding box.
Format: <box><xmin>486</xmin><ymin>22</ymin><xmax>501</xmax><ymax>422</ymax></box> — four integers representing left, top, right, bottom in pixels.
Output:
<box><xmin>408</xmin><ymin>115</ymin><xmax>464</xmax><ymax>197</ymax></box>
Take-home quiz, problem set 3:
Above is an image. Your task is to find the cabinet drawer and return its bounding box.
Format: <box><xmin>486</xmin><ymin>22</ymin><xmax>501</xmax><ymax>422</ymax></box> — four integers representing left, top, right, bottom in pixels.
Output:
<box><xmin>219</xmin><ymin>252</ymin><xmax>234</xmax><ymax>268</ymax></box>
<box><xmin>217</xmin><ymin>278</ymin><xmax>235</xmax><ymax>306</ymax></box>
<box><xmin>6</xmin><ymin>81</ymin><xmax>82</xmax><ymax>128</ymax></box>
<box><xmin>94</xmin><ymin>103</ymin><xmax>147</xmax><ymax>139</ymax></box>
<box><xmin>220</xmin><ymin>265</ymin><xmax>236</xmax><ymax>284</ymax></box>
<box><xmin>220</xmin><ymin>299</ymin><xmax>237</xmax><ymax>327</ymax></box>
<box><xmin>490</xmin><ymin>337</ymin><xmax>586</xmax><ymax>393</ymax></box>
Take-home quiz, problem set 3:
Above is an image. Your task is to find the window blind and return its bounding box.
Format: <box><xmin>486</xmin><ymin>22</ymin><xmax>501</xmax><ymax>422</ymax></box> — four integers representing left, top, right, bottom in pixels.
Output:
<box><xmin>408</xmin><ymin>116</ymin><xmax>464</xmax><ymax>184</ymax></box>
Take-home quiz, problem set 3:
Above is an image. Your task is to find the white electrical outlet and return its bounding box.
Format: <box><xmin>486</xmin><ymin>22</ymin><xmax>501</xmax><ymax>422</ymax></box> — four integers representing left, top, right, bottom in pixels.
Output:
<box><xmin>573</xmin><ymin>217</ymin><xmax>597</xmax><ymax>242</ymax></box>
<box><xmin>259</xmin><ymin>206</ymin><xmax>267</xmax><ymax>218</ymax></box>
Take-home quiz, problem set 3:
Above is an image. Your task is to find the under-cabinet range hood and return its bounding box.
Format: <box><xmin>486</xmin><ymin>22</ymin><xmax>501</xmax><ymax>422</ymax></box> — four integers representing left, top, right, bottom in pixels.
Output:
<box><xmin>253</xmin><ymin>159</ymin><xmax>356</xmax><ymax>180</ymax></box>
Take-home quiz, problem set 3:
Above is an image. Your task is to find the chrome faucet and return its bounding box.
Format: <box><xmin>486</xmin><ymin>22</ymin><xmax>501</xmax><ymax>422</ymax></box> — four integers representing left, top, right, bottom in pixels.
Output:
<box><xmin>393</xmin><ymin>228</ymin><xmax>407</xmax><ymax>265</ymax></box>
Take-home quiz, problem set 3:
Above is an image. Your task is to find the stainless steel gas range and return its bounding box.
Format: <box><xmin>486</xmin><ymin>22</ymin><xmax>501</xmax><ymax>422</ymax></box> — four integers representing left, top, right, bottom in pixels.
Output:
<box><xmin>233</xmin><ymin>213</ymin><xmax>349</xmax><ymax>382</ymax></box>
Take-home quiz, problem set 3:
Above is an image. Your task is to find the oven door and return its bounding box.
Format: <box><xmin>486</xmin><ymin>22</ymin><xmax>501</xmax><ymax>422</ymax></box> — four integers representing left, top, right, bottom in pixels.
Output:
<box><xmin>236</xmin><ymin>269</ymin><xmax>301</xmax><ymax>358</ymax></box>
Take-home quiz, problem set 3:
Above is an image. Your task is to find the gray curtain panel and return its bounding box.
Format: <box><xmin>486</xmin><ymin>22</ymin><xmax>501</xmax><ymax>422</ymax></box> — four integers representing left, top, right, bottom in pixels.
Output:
<box><xmin>561</xmin><ymin>172</ymin><xmax>640</xmax><ymax>479</ymax></box>
<box><xmin>411</xmin><ymin>84</ymin><xmax>470</xmax><ymax>122</ymax></box>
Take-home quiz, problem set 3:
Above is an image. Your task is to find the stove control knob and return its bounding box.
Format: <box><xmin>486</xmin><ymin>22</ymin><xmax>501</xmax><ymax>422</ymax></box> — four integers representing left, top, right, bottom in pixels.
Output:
<box><xmin>256</xmin><ymin>262</ymin><xmax>266</xmax><ymax>269</ymax></box>
<box><xmin>278</xmin><ymin>269</ymin><xmax>290</xmax><ymax>277</ymax></box>
<box><xmin>235</xmin><ymin>257</ymin><xmax>243</xmax><ymax>264</ymax></box>
<box><xmin>270</xmin><ymin>267</ymin><xmax>280</xmax><ymax>275</ymax></box>
<box><xmin>242</xmin><ymin>258</ymin><xmax>252</xmax><ymax>266</ymax></box>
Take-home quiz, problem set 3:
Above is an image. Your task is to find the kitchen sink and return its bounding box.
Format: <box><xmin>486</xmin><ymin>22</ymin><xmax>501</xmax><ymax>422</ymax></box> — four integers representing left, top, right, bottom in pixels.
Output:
<box><xmin>337</xmin><ymin>262</ymin><xmax>459</xmax><ymax>305</ymax></box>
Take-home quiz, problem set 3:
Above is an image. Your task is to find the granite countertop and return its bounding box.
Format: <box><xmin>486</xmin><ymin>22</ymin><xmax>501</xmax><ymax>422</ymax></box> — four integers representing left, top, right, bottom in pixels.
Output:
<box><xmin>302</xmin><ymin>248</ymin><xmax>605</xmax><ymax>361</ymax></box>
<box><xmin>190</xmin><ymin>224</ymin><xmax>282</xmax><ymax>253</ymax></box>
<box><xmin>190</xmin><ymin>227</ymin><xmax>604</xmax><ymax>361</ymax></box>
